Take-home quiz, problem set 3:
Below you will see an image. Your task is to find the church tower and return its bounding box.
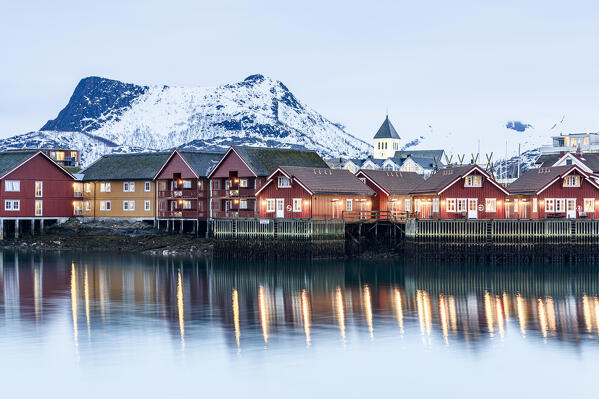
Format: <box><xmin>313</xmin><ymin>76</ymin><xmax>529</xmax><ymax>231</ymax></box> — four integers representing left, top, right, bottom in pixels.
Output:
<box><xmin>373</xmin><ymin>116</ymin><xmax>400</xmax><ymax>159</ymax></box>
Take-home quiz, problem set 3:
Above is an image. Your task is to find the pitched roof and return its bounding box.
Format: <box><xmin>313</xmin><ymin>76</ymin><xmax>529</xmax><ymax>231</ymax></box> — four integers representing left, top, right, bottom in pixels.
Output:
<box><xmin>179</xmin><ymin>150</ymin><xmax>225</xmax><ymax>177</ymax></box>
<box><xmin>373</xmin><ymin>116</ymin><xmax>400</xmax><ymax>140</ymax></box>
<box><xmin>324</xmin><ymin>157</ymin><xmax>347</xmax><ymax>168</ymax></box>
<box><xmin>507</xmin><ymin>165</ymin><xmax>581</xmax><ymax>194</ymax></box>
<box><xmin>357</xmin><ymin>169</ymin><xmax>425</xmax><ymax>195</ymax></box>
<box><xmin>0</xmin><ymin>150</ymin><xmax>39</xmax><ymax>177</ymax></box>
<box><xmin>232</xmin><ymin>146</ymin><xmax>329</xmax><ymax>176</ymax></box>
<box><xmin>276</xmin><ymin>166</ymin><xmax>375</xmax><ymax>195</ymax></box>
<box><xmin>362</xmin><ymin>157</ymin><xmax>385</xmax><ymax>167</ymax></box>
<box><xmin>410</xmin><ymin>165</ymin><xmax>477</xmax><ymax>194</ymax></box>
<box><xmin>573</xmin><ymin>153</ymin><xmax>599</xmax><ymax>173</ymax></box>
<box><xmin>535</xmin><ymin>153</ymin><xmax>561</xmax><ymax>166</ymax></box>
<box><xmin>394</xmin><ymin>149</ymin><xmax>445</xmax><ymax>161</ymax></box>
<box><xmin>82</xmin><ymin>152</ymin><xmax>171</xmax><ymax>181</ymax></box>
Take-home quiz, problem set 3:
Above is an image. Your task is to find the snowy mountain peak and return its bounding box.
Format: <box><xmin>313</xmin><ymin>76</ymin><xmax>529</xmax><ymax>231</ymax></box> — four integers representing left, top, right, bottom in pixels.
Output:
<box><xmin>2</xmin><ymin>75</ymin><xmax>372</xmax><ymax>166</ymax></box>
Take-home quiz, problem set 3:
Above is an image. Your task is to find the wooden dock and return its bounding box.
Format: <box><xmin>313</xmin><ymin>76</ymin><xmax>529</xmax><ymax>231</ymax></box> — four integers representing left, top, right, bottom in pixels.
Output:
<box><xmin>212</xmin><ymin>218</ymin><xmax>345</xmax><ymax>241</ymax></box>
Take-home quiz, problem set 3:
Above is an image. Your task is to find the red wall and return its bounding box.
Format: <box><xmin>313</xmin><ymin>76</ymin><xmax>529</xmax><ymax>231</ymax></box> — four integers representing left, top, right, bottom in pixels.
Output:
<box><xmin>210</xmin><ymin>150</ymin><xmax>255</xmax><ymax>178</ymax></box>
<box><xmin>257</xmin><ymin>171</ymin><xmax>311</xmax><ymax>218</ymax></box>
<box><xmin>0</xmin><ymin>154</ymin><xmax>75</xmax><ymax>218</ymax></box>
<box><xmin>360</xmin><ymin>177</ymin><xmax>388</xmax><ymax>211</ymax></box>
<box><xmin>157</xmin><ymin>152</ymin><xmax>197</xmax><ymax>179</ymax></box>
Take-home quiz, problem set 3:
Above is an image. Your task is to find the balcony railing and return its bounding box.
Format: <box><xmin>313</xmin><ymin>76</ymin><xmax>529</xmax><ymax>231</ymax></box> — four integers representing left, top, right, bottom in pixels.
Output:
<box><xmin>212</xmin><ymin>188</ymin><xmax>256</xmax><ymax>197</ymax></box>
<box><xmin>159</xmin><ymin>210</ymin><xmax>207</xmax><ymax>218</ymax></box>
<box><xmin>158</xmin><ymin>188</ymin><xmax>206</xmax><ymax>198</ymax></box>
<box><xmin>213</xmin><ymin>210</ymin><xmax>257</xmax><ymax>218</ymax></box>
<box><xmin>74</xmin><ymin>192</ymin><xmax>83</xmax><ymax>197</ymax></box>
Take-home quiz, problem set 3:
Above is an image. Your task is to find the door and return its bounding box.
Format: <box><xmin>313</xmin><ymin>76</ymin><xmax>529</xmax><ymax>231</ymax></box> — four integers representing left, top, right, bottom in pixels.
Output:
<box><xmin>468</xmin><ymin>198</ymin><xmax>478</xmax><ymax>219</ymax></box>
<box><xmin>567</xmin><ymin>199</ymin><xmax>577</xmax><ymax>218</ymax></box>
<box><xmin>276</xmin><ymin>199</ymin><xmax>285</xmax><ymax>218</ymax></box>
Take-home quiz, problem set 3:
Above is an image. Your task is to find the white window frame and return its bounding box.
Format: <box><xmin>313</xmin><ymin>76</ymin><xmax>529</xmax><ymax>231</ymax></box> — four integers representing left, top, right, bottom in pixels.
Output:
<box><xmin>183</xmin><ymin>180</ymin><xmax>192</xmax><ymax>189</ymax></box>
<box><xmin>35</xmin><ymin>181</ymin><xmax>43</xmax><ymax>197</ymax></box>
<box><xmin>266</xmin><ymin>199</ymin><xmax>275</xmax><ymax>213</ymax></box>
<box><xmin>293</xmin><ymin>198</ymin><xmax>302</xmax><ymax>213</ymax></box>
<box><xmin>5</xmin><ymin>180</ymin><xmax>20</xmax><ymax>192</ymax></box>
<box><xmin>100</xmin><ymin>182</ymin><xmax>111</xmax><ymax>193</ymax></box>
<box><xmin>405</xmin><ymin>198</ymin><xmax>411</xmax><ymax>212</ymax></box>
<box><xmin>533</xmin><ymin>198</ymin><xmax>538</xmax><ymax>213</ymax></box>
<box><xmin>513</xmin><ymin>198</ymin><xmax>518</xmax><ymax>212</ymax></box>
<box><xmin>545</xmin><ymin>198</ymin><xmax>555</xmax><ymax>212</ymax></box>
<box><xmin>144</xmin><ymin>181</ymin><xmax>151</xmax><ymax>192</ymax></box>
<box><xmin>123</xmin><ymin>182</ymin><xmax>135</xmax><ymax>193</ymax></box>
<box><xmin>464</xmin><ymin>175</ymin><xmax>482</xmax><ymax>187</ymax></box>
<box><xmin>5</xmin><ymin>200</ymin><xmax>19</xmax><ymax>211</ymax></box>
<box><xmin>414</xmin><ymin>199</ymin><xmax>420</xmax><ymax>212</ymax></box>
<box><xmin>239</xmin><ymin>179</ymin><xmax>248</xmax><ymax>188</ymax></box>
<box><xmin>555</xmin><ymin>199</ymin><xmax>565</xmax><ymax>212</ymax></box>
<box><xmin>563</xmin><ymin>175</ymin><xmax>581</xmax><ymax>187</ymax></box>
<box><xmin>446</xmin><ymin>198</ymin><xmax>456</xmax><ymax>212</ymax></box>
<box><xmin>346</xmin><ymin>199</ymin><xmax>353</xmax><ymax>212</ymax></box>
<box><xmin>35</xmin><ymin>200</ymin><xmax>43</xmax><ymax>216</ymax></box>
<box><xmin>239</xmin><ymin>199</ymin><xmax>248</xmax><ymax>210</ymax></box>
<box><xmin>182</xmin><ymin>200</ymin><xmax>192</xmax><ymax>210</ymax></box>
<box><xmin>457</xmin><ymin>199</ymin><xmax>467</xmax><ymax>212</ymax></box>
<box><xmin>485</xmin><ymin>198</ymin><xmax>496</xmax><ymax>213</ymax></box>
<box><xmin>85</xmin><ymin>200</ymin><xmax>91</xmax><ymax>211</ymax></box>
<box><xmin>584</xmin><ymin>198</ymin><xmax>595</xmax><ymax>213</ymax></box>
<box><xmin>100</xmin><ymin>200</ymin><xmax>111</xmax><ymax>211</ymax></box>
<box><xmin>432</xmin><ymin>198</ymin><xmax>439</xmax><ymax>213</ymax></box>
<box><xmin>144</xmin><ymin>200</ymin><xmax>151</xmax><ymax>211</ymax></box>
<box><xmin>85</xmin><ymin>183</ymin><xmax>91</xmax><ymax>193</ymax></box>
<box><xmin>277</xmin><ymin>176</ymin><xmax>291</xmax><ymax>188</ymax></box>
<box><xmin>123</xmin><ymin>200</ymin><xmax>135</xmax><ymax>211</ymax></box>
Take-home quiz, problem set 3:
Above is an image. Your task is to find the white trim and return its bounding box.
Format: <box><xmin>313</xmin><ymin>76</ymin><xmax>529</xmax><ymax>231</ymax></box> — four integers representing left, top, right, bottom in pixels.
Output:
<box><xmin>438</xmin><ymin>165</ymin><xmax>509</xmax><ymax>195</ymax></box>
<box><xmin>536</xmin><ymin>165</ymin><xmax>599</xmax><ymax>194</ymax></box>
<box><xmin>153</xmin><ymin>149</ymin><xmax>200</xmax><ymax>180</ymax></box>
<box><xmin>553</xmin><ymin>152</ymin><xmax>593</xmax><ymax>173</ymax></box>
<box><xmin>0</xmin><ymin>151</ymin><xmax>75</xmax><ymax>180</ymax></box>
<box><xmin>256</xmin><ymin>167</ymin><xmax>314</xmax><ymax>196</ymax></box>
<box><xmin>355</xmin><ymin>170</ymin><xmax>391</xmax><ymax>197</ymax></box>
<box><xmin>206</xmin><ymin>147</ymin><xmax>258</xmax><ymax>179</ymax></box>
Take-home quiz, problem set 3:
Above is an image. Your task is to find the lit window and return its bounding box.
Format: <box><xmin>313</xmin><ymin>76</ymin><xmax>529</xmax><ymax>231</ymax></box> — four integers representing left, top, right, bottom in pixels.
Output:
<box><xmin>457</xmin><ymin>199</ymin><xmax>467</xmax><ymax>212</ymax></box>
<box><xmin>266</xmin><ymin>199</ymin><xmax>275</xmax><ymax>212</ymax></box>
<box><xmin>100</xmin><ymin>182</ymin><xmax>111</xmax><ymax>192</ymax></box>
<box><xmin>432</xmin><ymin>198</ymin><xmax>439</xmax><ymax>213</ymax></box>
<box><xmin>405</xmin><ymin>198</ymin><xmax>411</xmax><ymax>212</ymax></box>
<box><xmin>183</xmin><ymin>180</ymin><xmax>192</xmax><ymax>189</ymax></box>
<box><xmin>85</xmin><ymin>183</ymin><xmax>91</xmax><ymax>193</ymax></box>
<box><xmin>55</xmin><ymin>152</ymin><xmax>64</xmax><ymax>161</ymax></box>
<box><xmin>563</xmin><ymin>175</ymin><xmax>581</xmax><ymax>187</ymax></box>
<box><xmin>239</xmin><ymin>179</ymin><xmax>248</xmax><ymax>188</ymax></box>
<box><xmin>5</xmin><ymin>180</ymin><xmax>20</xmax><ymax>192</ymax></box>
<box><xmin>346</xmin><ymin>199</ymin><xmax>352</xmax><ymax>212</ymax></box>
<box><xmin>293</xmin><ymin>198</ymin><xmax>302</xmax><ymax>212</ymax></box>
<box><xmin>464</xmin><ymin>175</ymin><xmax>482</xmax><ymax>187</ymax></box>
<box><xmin>123</xmin><ymin>200</ymin><xmax>135</xmax><ymax>211</ymax></box>
<box><xmin>514</xmin><ymin>199</ymin><xmax>518</xmax><ymax>212</ymax></box>
<box><xmin>446</xmin><ymin>199</ymin><xmax>456</xmax><ymax>212</ymax></box>
<box><xmin>239</xmin><ymin>200</ymin><xmax>248</xmax><ymax>210</ymax></box>
<box><xmin>74</xmin><ymin>183</ymin><xmax>83</xmax><ymax>196</ymax></box>
<box><xmin>145</xmin><ymin>182</ymin><xmax>151</xmax><ymax>192</ymax></box>
<box><xmin>144</xmin><ymin>200</ymin><xmax>151</xmax><ymax>211</ymax></box>
<box><xmin>123</xmin><ymin>182</ymin><xmax>135</xmax><ymax>192</ymax></box>
<box><xmin>414</xmin><ymin>199</ymin><xmax>420</xmax><ymax>212</ymax></box>
<box><xmin>533</xmin><ymin>198</ymin><xmax>538</xmax><ymax>212</ymax></box>
<box><xmin>85</xmin><ymin>201</ymin><xmax>91</xmax><ymax>211</ymax></box>
<box><xmin>485</xmin><ymin>198</ymin><xmax>496</xmax><ymax>212</ymax></box>
<box><xmin>35</xmin><ymin>200</ymin><xmax>43</xmax><ymax>216</ymax></box>
<box><xmin>182</xmin><ymin>200</ymin><xmax>192</xmax><ymax>209</ymax></box>
<box><xmin>545</xmin><ymin>199</ymin><xmax>555</xmax><ymax>212</ymax></box>
<box><xmin>584</xmin><ymin>198</ymin><xmax>595</xmax><ymax>212</ymax></box>
<box><xmin>4</xmin><ymin>200</ymin><xmax>19</xmax><ymax>211</ymax></box>
<box><xmin>35</xmin><ymin>181</ymin><xmax>43</xmax><ymax>197</ymax></box>
<box><xmin>100</xmin><ymin>200</ymin><xmax>111</xmax><ymax>211</ymax></box>
<box><xmin>277</xmin><ymin>176</ymin><xmax>291</xmax><ymax>188</ymax></box>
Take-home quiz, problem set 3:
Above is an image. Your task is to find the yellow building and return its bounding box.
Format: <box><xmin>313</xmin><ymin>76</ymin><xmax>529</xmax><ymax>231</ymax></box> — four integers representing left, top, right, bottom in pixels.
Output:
<box><xmin>373</xmin><ymin>116</ymin><xmax>401</xmax><ymax>159</ymax></box>
<box><xmin>81</xmin><ymin>152</ymin><xmax>171</xmax><ymax>221</ymax></box>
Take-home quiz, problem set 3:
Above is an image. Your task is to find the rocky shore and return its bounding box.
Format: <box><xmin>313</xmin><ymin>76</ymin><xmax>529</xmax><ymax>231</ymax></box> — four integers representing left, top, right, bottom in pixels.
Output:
<box><xmin>0</xmin><ymin>220</ymin><xmax>213</xmax><ymax>256</ymax></box>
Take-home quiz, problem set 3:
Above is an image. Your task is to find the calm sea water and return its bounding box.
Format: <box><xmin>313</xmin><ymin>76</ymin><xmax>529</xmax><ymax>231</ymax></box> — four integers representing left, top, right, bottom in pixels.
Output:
<box><xmin>1</xmin><ymin>251</ymin><xmax>598</xmax><ymax>397</ymax></box>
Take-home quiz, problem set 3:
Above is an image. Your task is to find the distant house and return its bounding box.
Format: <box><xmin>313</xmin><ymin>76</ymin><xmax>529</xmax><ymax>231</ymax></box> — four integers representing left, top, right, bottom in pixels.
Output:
<box><xmin>0</xmin><ymin>150</ymin><xmax>77</xmax><ymax>237</ymax></box>
<box><xmin>207</xmin><ymin>146</ymin><xmax>329</xmax><ymax>218</ymax></box>
<box><xmin>324</xmin><ymin>157</ymin><xmax>347</xmax><ymax>169</ymax></box>
<box><xmin>342</xmin><ymin>158</ymin><xmax>365</xmax><ymax>174</ymax></box>
<box><xmin>7</xmin><ymin>148</ymin><xmax>81</xmax><ymax>168</ymax></box>
<box><xmin>81</xmin><ymin>152</ymin><xmax>171</xmax><ymax>222</ymax></box>
<box><xmin>154</xmin><ymin>149</ymin><xmax>223</xmax><ymax>229</ymax></box>
<box><xmin>355</xmin><ymin>169</ymin><xmax>425</xmax><ymax>216</ymax></box>
<box><xmin>255</xmin><ymin>166</ymin><xmax>375</xmax><ymax>218</ymax></box>
<box><xmin>551</xmin><ymin>152</ymin><xmax>599</xmax><ymax>177</ymax></box>
<box><xmin>507</xmin><ymin>165</ymin><xmax>599</xmax><ymax>219</ymax></box>
<box><xmin>410</xmin><ymin>165</ymin><xmax>509</xmax><ymax>219</ymax></box>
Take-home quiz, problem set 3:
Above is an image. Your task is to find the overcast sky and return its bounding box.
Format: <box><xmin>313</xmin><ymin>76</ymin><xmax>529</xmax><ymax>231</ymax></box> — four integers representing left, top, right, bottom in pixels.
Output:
<box><xmin>1</xmin><ymin>0</ymin><xmax>599</xmax><ymax>145</ymax></box>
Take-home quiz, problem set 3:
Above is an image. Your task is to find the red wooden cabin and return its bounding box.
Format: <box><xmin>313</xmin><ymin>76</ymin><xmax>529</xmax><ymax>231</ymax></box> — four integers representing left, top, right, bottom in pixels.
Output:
<box><xmin>355</xmin><ymin>169</ymin><xmax>425</xmax><ymax>218</ymax></box>
<box><xmin>0</xmin><ymin>150</ymin><xmax>77</xmax><ymax>237</ymax></box>
<box><xmin>255</xmin><ymin>166</ymin><xmax>375</xmax><ymax>219</ymax></box>
<box><xmin>506</xmin><ymin>165</ymin><xmax>599</xmax><ymax>219</ymax></box>
<box><xmin>207</xmin><ymin>146</ymin><xmax>329</xmax><ymax>218</ymax></box>
<box><xmin>410</xmin><ymin>165</ymin><xmax>509</xmax><ymax>219</ymax></box>
<box><xmin>155</xmin><ymin>149</ymin><xmax>223</xmax><ymax>222</ymax></box>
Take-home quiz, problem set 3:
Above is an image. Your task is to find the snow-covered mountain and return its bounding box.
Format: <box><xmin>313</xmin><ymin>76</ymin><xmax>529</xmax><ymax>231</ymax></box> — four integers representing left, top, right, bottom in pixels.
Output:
<box><xmin>1</xmin><ymin>75</ymin><xmax>372</xmax><ymax>166</ymax></box>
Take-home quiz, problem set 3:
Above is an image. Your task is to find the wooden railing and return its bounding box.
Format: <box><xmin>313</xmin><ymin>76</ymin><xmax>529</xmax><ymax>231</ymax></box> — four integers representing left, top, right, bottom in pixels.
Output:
<box><xmin>159</xmin><ymin>210</ymin><xmax>206</xmax><ymax>218</ymax></box>
<box><xmin>342</xmin><ymin>210</ymin><xmax>410</xmax><ymax>221</ymax></box>
<box><xmin>213</xmin><ymin>218</ymin><xmax>344</xmax><ymax>240</ymax></box>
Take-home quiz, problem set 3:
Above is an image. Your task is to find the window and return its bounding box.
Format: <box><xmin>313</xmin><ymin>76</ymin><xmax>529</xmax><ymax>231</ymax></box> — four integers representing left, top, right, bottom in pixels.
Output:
<box><xmin>584</xmin><ymin>198</ymin><xmax>595</xmax><ymax>212</ymax></box>
<box><xmin>464</xmin><ymin>175</ymin><xmax>482</xmax><ymax>187</ymax></box>
<box><xmin>4</xmin><ymin>200</ymin><xmax>19</xmax><ymax>211</ymax></box>
<box><xmin>239</xmin><ymin>179</ymin><xmax>248</xmax><ymax>188</ymax></box>
<box><xmin>239</xmin><ymin>200</ymin><xmax>248</xmax><ymax>210</ymax></box>
<box><xmin>100</xmin><ymin>182</ymin><xmax>111</xmax><ymax>192</ymax></box>
<box><xmin>181</xmin><ymin>200</ymin><xmax>192</xmax><ymax>209</ymax></box>
<box><xmin>545</xmin><ymin>199</ymin><xmax>555</xmax><ymax>212</ymax></box>
<box><xmin>359</xmin><ymin>177</ymin><xmax>366</xmax><ymax>184</ymax></box>
<box><xmin>346</xmin><ymin>199</ymin><xmax>352</xmax><ymax>212</ymax></box>
<box><xmin>145</xmin><ymin>181</ymin><xmax>151</xmax><ymax>192</ymax></box>
<box><xmin>183</xmin><ymin>180</ymin><xmax>192</xmax><ymax>189</ymax></box>
<box><xmin>563</xmin><ymin>175</ymin><xmax>581</xmax><ymax>187</ymax></box>
<box><xmin>144</xmin><ymin>200</ymin><xmax>151</xmax><ymax>211</ymax></box>
<box><xmin>71</xmin><ymin>151</ymin><xmax>77</xmax><ymax>159</ymax></box>
<box><xmin>55</xmin><ymin>151</ymin><xmax>64</xmax><ymax>161</ymax></box>
<box><xmin>457</xmin><ymin>199</ymin><xmax>467</xmax><ymax>212</ymax></box>
<box><xmin>447</xmin><ymin>199</ymin><xmax>456</xmax><ymax>212</ymax></box>
<box><xmin>278</xmin><ymin>176</ymin><xmax>291</xmax><ymax>188</ymax></box>
<box><xmin>35</xmin><ymin>181</ymin><xmax>43</xmax><ymax>197</ymax></box>
<box><xmin>533</xmin><ymin>198</ymin><xmax>538</xmax><ymax>213</ymax></box>
<box><xmin>35</xmin><ymin>200</ymin><xmax>43</xmax><ymax>216</ymax></box>
<box><xmin>293</xmin><ymin>198</ymin><xmax>302</xmax><ymax>212</ymax></box>
<box><xmin>513</xmin><ymin>199</ymin><xmax>518</xmax><ymax>212</ymax></box>
<box><xmin>485</xmin><ymin>198</ymin><xmax>496</xmax><ymax>212</ymax></box>
<box><xmin>85</xmin><ymin>201</ymin><xmax>91</xmax><ymax>211</ymax></box>
<box><xmin>85</xmin><ymin>183</ymin><xmax>91</xmax><ymax>193</ymax></box>
<box><xmin>123</xmin><ymin>200</ymin><xmax>135</xmax><ymax>211</ymax></box>
<box><xmin>555</xmin><ymin>199</ymin><xmax>565</xmax><ymax>212</ymax></box>
<box><xmin>405</xmin><ymin>199</ymin><xmax>411</xmax><ymax>212</ymax></box>
<box><xmin>100</xmin><ymin>200</ymin><xmax>111</xmax><ymax>211</ymax></box>
<box><xmin>74</xmin><ymin>183</ymin><xmax>83</xmax><ymax>197</ymax></box>
<box><xmin>414</xmin><ymin>199</ymin><xmax>420</xmax><ymax>212</ymax></box>
<box><xmin>432</xmin><ymin>198</ymin><xmax>439</xmax><ymax>213</ymax></box>
<box><xmin>266</xmin><ymin>199</ymin><xmax>275</xmax><ymax>212</ymax></box>
<box><xmin>5</xmin><ymin>180</ymin><xmax>20</xmax><ymax>192</ymax></box>
<box><xmin>123</xmin><ymin>182</ymin><xmax>135</xmax><ymax>192</ymax></box>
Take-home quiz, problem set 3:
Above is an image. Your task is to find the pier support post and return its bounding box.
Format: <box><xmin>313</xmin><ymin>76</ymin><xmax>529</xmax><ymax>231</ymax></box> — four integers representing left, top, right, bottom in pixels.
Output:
<box><xmin>40</xmin><ymin>219</ymin><xmax>44</xmax><ymax>235</ymax></box>
<box><xmin>180</xmin><ymin>220</ymin><xmax>183</xmax><ymax>234</ymax></box>
<box><xmin>15</xmin><ymin>219</ymin><xmax>19</xmax><ymax>239</ymax></box>
<box><xmin>31</xmin><ymin>219</ymin><xmax>35</xmax><ymax>236</ymax></box>
<box><xmin>0</xmin><ymin>219</ymin><xmax>4</xmax><ymax>240</ymax></box>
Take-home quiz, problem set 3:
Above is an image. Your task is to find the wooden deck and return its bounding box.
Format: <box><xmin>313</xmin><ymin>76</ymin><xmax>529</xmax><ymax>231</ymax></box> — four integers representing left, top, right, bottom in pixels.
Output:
<box><xmin>212</xmin><ymin>218</ymin><xmax>345</xmax><ymax>241</ymax></box>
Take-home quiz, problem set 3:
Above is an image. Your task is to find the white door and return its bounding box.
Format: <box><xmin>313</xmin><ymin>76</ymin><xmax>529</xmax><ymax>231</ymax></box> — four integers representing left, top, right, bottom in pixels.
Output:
<box><xmin>276</xmin><ymin>199</ymin><xmax>285</xmax><ymax>218</ymax></box>
<box><xmin>468</xmin><ymin>198</ymin><xmax>478</xmax><ymax>219</ymax></box>
<box><xmin>567</xmin><ymin>199</ymin><xmax>577</xmax><ymax>218</ymax></box>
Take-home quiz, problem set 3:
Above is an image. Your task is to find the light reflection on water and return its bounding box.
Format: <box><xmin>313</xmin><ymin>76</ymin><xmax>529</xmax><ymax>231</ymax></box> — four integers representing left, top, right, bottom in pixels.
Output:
<box><xmin>1</xmin><ymin>251</ymin><xmax>599</xmax><ymax>397</ymax></box>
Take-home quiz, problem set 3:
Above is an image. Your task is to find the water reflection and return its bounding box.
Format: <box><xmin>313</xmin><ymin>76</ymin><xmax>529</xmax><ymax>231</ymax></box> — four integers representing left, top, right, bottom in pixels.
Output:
<box><xmin>2</xmin><ymin>252</ymin><xmax>599</xmax><ymax>353</ymax></box>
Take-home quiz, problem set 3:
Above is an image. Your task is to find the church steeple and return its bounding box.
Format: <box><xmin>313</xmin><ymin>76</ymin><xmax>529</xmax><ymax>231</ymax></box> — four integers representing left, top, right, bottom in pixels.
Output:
<box><xmin>373</xmin><ymin>116</ymin><xmax>400</xmax><ymax>159</ymax></box>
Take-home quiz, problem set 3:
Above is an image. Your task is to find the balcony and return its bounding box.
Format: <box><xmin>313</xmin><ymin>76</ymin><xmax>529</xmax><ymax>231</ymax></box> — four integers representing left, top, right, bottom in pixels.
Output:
<box><xmin>213</xmin><ymin>210</ymin><xmax>257</xmax><ymax>218</ymax></box>
<box><xmin>212</xmin><ymin>188</ymin><xmax>256</xmax><ymax>198</ymax></box>
<box><xmin>159</xmin><ymin>210</ymin><xmax>206</xmax><ymax>219</ymax></box>
<box><xmin>159</xmin><ymin>188</ymin><xmax>206</xmax><ymax>198</ymax></box>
